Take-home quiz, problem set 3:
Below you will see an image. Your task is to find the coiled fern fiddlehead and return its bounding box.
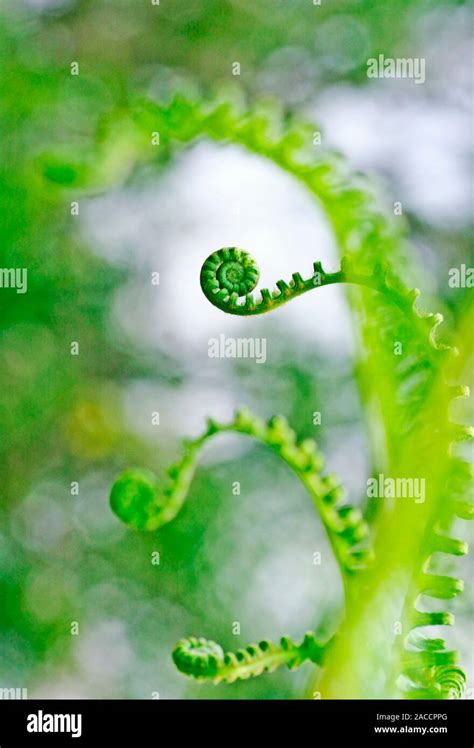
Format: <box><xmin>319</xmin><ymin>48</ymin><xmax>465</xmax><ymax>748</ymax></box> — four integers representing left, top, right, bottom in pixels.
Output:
<box><xmin>173</xmin><ymin>631</ymin><xmax>328</xmax><ymax>685</ymax></box>
<box><xmin>200</xmin><ymin>246</ymin><xmax>423</xmax><ymax>318</ymax></box>
<box><xmin>111</xmin><ymin>409</ymin><xmax>371</xmax><ymax>573</ymax></box>
<box><xmin>110</xmin><ymin>409</ymin><xmax>369</xmax><ymax>682</ymax></box>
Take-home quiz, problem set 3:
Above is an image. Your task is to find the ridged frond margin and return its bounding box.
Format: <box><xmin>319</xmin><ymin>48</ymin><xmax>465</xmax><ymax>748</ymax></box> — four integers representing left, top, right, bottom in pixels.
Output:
<box><xmin>398</xmin><ymin>455</ymin><xmax>473</xmax><ymax>699</ymax></box>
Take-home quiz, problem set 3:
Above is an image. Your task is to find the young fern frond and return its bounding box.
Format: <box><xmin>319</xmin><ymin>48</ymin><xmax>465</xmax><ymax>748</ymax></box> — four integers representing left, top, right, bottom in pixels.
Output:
<box><xmin>172</xmin><ymin>631</ymin><xmax>329</xmax><ymax>684</ymax></box>
<box><xmin>199</xmin><ymin>247</ymin><xmax>453</xmax><ymax>358</ymax></box>
<box><xmin>110</xmin><ymin>409</ymin><xmax>373</xmax><ymax>576</ymax></box>
<box><xmin>200</xmin><ymin>247</ymin><xmax>391</xmax><ymax>316</ymax></box>
<box><xmin>110</xmin><ymin>409</ymin><xmax>368</xmax><ymax>684</ymax></box>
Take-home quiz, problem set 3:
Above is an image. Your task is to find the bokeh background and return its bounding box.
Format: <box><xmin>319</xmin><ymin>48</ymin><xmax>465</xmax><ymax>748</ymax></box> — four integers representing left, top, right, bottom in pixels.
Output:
<box><xmin>0</xmin><ymin>0</ymin><xmax>472</xmax><ymax>699</ymax></box>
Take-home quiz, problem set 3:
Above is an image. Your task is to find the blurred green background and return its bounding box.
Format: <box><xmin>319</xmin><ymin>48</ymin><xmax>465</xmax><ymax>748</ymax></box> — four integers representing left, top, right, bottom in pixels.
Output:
<box><xmin>0</xmin><ymin>0</ymin><xmax>472</xmax><ymax>699</ymax></box>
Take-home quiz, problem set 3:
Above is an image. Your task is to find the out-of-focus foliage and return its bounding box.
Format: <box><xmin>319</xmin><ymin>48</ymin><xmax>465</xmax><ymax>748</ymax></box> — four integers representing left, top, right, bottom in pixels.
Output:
<box><xmin>0</xmin><ymin>0</ymin><xmax>472</xmax><ymax>699</ymax></box>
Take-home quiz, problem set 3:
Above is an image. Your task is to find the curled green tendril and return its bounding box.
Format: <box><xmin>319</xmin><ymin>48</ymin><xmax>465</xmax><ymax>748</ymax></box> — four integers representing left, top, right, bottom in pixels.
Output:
<box><xmin>200</xmin><ymin>247</ymin><xmax>366</xmax><ymax>316</ymax></box>
<box><xmin>199</xmin><ymin>246</ymin><xmax>430</xmax><ymax>322</ymax></box>
<box><xmin>172</xmin><ymin>631</ymin><xmax>328</xmax><ymax>684</ymax></box>
<box><xmin>110</xmin><ymin>409</ymin><xmax>372</xmax><ymax>575</ymax></box>
<box><xmin>110</xmin><ymin>469</ymin><xmax>160</xmax><ymax>531</ymax></box>
<box><xmin>199</xmin><ymin>248</ymin><xmax>457</xmax><ymax>388</ymax></box>
<box><xmin>203</xmin><ymin>246</ymin><xmax>260</xmax><ymax>298</ymax></box>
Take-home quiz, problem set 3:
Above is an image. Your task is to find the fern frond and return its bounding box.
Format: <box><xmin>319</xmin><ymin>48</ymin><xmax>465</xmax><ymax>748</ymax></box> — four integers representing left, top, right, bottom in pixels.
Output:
<box><xmin>396</xmin><ymin>454</ymin><xmax>473</xmax><ymax>699</ymax></box>
<box><xmin>110</xmin><ymin>409</ymin><xmax>360</xmax><ymax>684</ymax></box>
<box><xmin>172</xmin><ymin>631</ymin><xmax>329</xmax><ymax>684</ymax></box>
<box><xmin>400</xmin><ymin>631</ymin><xmax>468</xmax><ymax>700</ymax></box>
<box><xmin>199</xmin><ymin>247</ymin><xmax>388</xmax><ymax>316</ymax></box>
<box><xmin>110</xmin><ymin>409</ymin><xmax>372</xmax><ymax>576</ymax></box>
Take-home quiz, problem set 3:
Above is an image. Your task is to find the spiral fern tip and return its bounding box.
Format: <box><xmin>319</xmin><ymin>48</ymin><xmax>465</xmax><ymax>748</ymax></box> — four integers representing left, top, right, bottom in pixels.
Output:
<box><xmin>110</xmin><ymin>468</ymin><xmax>163</xmax><ymax>531</ymax></box>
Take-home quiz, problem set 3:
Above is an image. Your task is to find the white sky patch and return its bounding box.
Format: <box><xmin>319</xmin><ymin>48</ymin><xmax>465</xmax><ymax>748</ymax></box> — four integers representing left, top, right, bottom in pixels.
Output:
<box><xmin>314</xmin><ymin>85</ymin><xmax>471</xmax><ymax>228</ymax></box>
